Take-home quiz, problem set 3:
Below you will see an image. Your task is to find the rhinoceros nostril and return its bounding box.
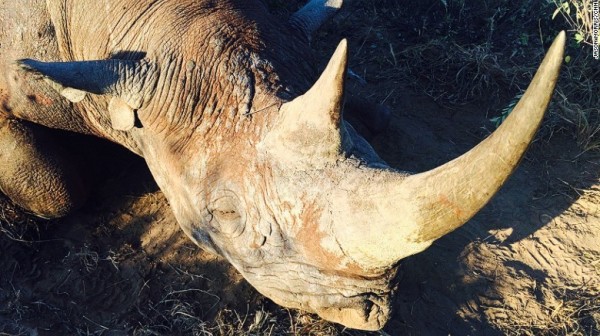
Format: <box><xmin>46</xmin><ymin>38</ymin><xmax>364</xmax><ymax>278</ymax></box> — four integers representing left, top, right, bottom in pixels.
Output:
<box><xmin>250</xmin><ymin>232</ymin><xmax>267</xmax><ymax>249</ymax></box>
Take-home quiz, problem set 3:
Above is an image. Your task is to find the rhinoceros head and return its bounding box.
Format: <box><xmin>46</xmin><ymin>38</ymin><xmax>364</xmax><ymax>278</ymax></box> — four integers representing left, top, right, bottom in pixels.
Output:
<box><xmin>161</xmin><ymin>34</ymin><xmax>564</xmax><ymax>330</ymax></box>
<box><xmin>17</xmin><ymin>19</ymin><xmax>565</xmax><ymax>331</ymax></box>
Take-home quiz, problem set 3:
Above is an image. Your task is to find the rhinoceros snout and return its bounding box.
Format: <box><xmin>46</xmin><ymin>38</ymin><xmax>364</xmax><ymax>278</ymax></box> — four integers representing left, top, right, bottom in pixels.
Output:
<box><xmin>312</xmin><ymin>292</ymin><xmax>392</xmax><ymax>331</ymax></box>
<box><xmin>242</xmin><ymin>262</ymin><xmax>396</xmax><ymax>331</ymax></box>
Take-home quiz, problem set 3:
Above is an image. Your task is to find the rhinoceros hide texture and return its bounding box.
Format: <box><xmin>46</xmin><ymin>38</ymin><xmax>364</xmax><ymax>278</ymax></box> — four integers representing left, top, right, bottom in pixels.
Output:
<box><xmin>0</xmin><ymin>0</ymin><xmax>565</xmax><ymax>330</ymax></box>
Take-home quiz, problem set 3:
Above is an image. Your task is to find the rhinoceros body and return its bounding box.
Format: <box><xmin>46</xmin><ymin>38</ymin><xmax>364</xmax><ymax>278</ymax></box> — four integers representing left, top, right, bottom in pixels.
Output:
<box><xmin>0</xmin><ymin>0</ymin><xmax>565</xmax><ymax>330</ymax></box>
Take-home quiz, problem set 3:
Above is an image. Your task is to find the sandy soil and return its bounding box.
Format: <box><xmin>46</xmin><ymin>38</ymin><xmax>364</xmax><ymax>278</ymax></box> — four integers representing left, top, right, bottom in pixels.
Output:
<box><xmin>1</xmin><ymin>1</ymin><xmax>599</xmax><ymax>335</ymax></box>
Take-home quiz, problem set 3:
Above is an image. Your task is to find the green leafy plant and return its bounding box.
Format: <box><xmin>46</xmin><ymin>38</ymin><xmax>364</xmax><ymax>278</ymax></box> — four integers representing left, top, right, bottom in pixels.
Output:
<box><xmin>491</xmin><ymin>93</ymin><xmax>523</xmax><ymax>128</ymax></box>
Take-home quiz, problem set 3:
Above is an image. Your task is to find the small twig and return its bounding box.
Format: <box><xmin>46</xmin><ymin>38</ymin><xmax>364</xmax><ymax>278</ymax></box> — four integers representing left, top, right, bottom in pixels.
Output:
<box><xmin>244</xmin><ymin>102</ymin><xmax>280</xmax><ymax>117</ymax></box>
<box><xmin>380</xmin><ymin>89</ymin><xmax>396</xmax><ymax>105</ymax></box>
<box><xmin>355</xmin><ymin>26</ymin><xmax>373</xmax><ymax>56</ymax></box>
<box><xmin>82</xmin><ymin>315</ymin><xmax>110</xmax><ymax>330</ymax></box>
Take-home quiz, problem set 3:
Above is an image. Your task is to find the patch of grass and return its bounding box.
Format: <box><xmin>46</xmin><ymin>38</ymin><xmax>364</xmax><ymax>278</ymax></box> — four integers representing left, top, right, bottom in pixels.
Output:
<box><xmin>550</xmin><ymin>54</ymin><xmax>600</xmax><ymax>153</ymax></box>
<box><xmin>497</xmin><ymin>283</ymin><xmax>600</xmax><ymax>336</ymax></box>
<box><xmin>552</xmin><ymin>0</ymin><xmax>598</xmax><ymax>47</ymax></box>
<box><xmin>345</xmin><ymin>0</ymin><xmax>599</xmax><ymax>153</ymax></box>
<box><xmin>397</xmin><ymin>38</ymin><xmax>510</xmax><ymax>107</ymax></box>
<box><xmin>0</xmin><ymin>195</ymin><xmax>41</xmax><ymax>244</ymax></box>
<box><xmin>62</xmin><ymin>244</ymin><xmax>100</xmax><ymax>273</ymax></box>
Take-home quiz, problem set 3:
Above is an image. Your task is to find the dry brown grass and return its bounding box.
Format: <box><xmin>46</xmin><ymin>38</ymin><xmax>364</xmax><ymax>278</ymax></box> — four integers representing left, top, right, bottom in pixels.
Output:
<box><xmin>552</xmin><ymin>0</ymin><xmax>598</xmax><ymax>47</ymax></box>
<box><xmin>0</xmin><ymin>195</ymin><xmax>41</xmax><ymax>244</ymax></box>
<box><xmin>551</xmin><ymin>55</ymin><xmax>600</xmax><ymax>153</ymax></box>
<box><xmin>396</xmin><ymin>39</ymin><xmax>513</xmax><ymax>107</ymax></box>
<box><xmin>334</xmin><ymin>0</ymin><xmax>600</xmax><ymax>154</ymax></box>
<box><xmin>495</xmin><ymin>283</ymin><xmax>600</xmax><ymax>336</ymax></box>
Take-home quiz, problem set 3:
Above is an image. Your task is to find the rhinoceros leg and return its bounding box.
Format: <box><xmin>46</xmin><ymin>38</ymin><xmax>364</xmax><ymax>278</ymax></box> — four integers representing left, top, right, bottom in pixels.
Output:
<box><xmin>0</xmin><ymin>114</ymin><xmax>88</xmax><ymax>219</ymax></box>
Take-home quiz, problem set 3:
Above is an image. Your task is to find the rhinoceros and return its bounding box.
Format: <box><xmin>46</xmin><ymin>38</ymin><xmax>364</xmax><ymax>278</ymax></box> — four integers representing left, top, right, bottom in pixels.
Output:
<box><xmin>0</xmin><ymin>0</ymin><xmax>565</xmax><ymax>330</ymax></box>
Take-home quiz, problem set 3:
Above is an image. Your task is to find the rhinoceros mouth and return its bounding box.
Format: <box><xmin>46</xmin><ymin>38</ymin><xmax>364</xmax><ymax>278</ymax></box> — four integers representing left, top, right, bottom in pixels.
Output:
<box><xmin>240</xmin><ymin>262</ymin><xmax>397</xmax><ymax>330</ymax></box>
<box><xmin>311</xmin><ymin>292</ymin><xmax>392</xmax><ymax>331</ymax></box>
<box><xmin>264</xmin><ymin>286</ymin><xmax>393</xmax><ymax>330</ymax></box>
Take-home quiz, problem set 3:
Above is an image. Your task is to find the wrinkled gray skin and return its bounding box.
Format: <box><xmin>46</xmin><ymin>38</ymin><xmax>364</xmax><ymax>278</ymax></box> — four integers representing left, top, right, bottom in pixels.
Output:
<box><xmin>0</xmin><ymin>0</ymin><xmax>391</xmax><ymax>329</ymax></box>
<box><xmin>0</xmin><ymin>0</ymin><xmax>564</xmax><ymax>331</ymax></box>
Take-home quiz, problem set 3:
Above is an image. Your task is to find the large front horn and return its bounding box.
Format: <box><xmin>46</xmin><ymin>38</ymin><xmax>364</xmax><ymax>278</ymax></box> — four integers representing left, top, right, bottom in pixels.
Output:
<box><xmin>334</xmin><ymin>32</ymin><xmax>566</xmax><ymax>270</ymax></box>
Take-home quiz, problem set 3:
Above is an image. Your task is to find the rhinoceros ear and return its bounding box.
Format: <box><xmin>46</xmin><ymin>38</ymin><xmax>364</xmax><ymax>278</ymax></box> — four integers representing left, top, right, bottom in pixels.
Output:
<box><xmin>290</xmin><ymin>0</ymin><xmax>343</xmax><ymax>42</ymax></box>
<box><xmin>261</xmin><ymin>39</ymin><xmax>350</xmax><ymax>167</ymax></box>
<box><xmin>17</xmin><ymin>59</ymin><xmax>157</xmax><ymax>131</ymax></box>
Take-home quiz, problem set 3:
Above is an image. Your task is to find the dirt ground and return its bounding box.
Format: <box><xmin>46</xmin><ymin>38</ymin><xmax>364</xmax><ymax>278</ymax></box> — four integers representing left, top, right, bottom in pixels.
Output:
<box><xmin>1</xmin><ymin>1</ymin><xmax>599</xmax><ymax>335</ymax></box>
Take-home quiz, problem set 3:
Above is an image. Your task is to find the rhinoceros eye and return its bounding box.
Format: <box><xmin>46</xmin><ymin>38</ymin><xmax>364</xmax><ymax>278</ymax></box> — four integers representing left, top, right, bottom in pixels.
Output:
<box><xmin>214</xmin><ymin>208</ymin><xmax>239</xmax><ymax>221</ymax></box>
<box><xmin>209</xmin><ymin>194</ymin><xmax>245</xmax><ymax>237</ymax></box>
